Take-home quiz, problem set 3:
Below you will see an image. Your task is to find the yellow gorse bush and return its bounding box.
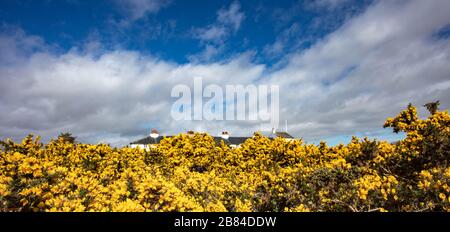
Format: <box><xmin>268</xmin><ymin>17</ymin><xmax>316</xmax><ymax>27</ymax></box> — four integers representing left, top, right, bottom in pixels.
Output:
<box><xmin>0</xmin><ymin>103</ymin><xmax>449</xmax><ymax>212</ymax></box>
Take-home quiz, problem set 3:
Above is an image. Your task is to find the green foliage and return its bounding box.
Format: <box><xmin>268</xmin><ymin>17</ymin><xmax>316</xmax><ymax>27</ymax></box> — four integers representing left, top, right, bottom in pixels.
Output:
<box><xmin>57</xmin><ymin>133</ymin><xmax>77</xmax><ymax>144</ymax></box>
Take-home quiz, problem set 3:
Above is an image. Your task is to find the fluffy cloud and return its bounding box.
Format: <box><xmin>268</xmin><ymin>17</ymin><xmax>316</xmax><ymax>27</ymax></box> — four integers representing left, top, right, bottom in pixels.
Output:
<box><xmin>114</xmin><ymin>0</ymin><xmax>171</xmax><ymax>25</ymax></box>
<box><xmin>217</xmin><ymin>1</ymin><xmax>245</xmax><ymax>32</ymax></box>
<box><xmin>267</xmin><ymin>0</ymin><xmax>450</xmax><ymax>141</ymax></box>
<box><xmin>263</xmin><ymin>23</ymin><xmax>301</xmax><ymax>58</ymax></box>
<box><xmin>307</xmin><ymin>0</ymin><xmax>351</xmax><ymax>10</ymax></box>
<box><xmin>1</xmin><ymin>0</ymin><xmax>449</xmax><ymax>146</ymax></box>
<box><xmin>193</xmin><ymin>1</ymin><xmax>245</xmax><ymax>45</ymax></box>
<box><xmin>190</xmin><ymin>1</ymin><xmax>245</xmax><ymax>62</ymax></box>
<box><xmin>0</xmin><ymin>28</ymin><xmax>263</xmax><ymax>145</ymax></box>
<box><xmin>193</xmin><ymin>26</ymin><xmax>228</xmax><ymax>43</ymax></box>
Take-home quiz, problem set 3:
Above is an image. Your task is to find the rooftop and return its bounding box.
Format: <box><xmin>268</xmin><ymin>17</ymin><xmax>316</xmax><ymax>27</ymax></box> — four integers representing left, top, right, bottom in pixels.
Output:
<box><xmin>130</xmin><ymin>130</ymin><xmax>294</xmax><ymax>145</ymax></box>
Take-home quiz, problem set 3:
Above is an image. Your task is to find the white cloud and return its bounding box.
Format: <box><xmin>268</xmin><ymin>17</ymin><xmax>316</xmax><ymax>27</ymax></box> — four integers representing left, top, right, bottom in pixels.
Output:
<box><xmin>217</xmin><ymin>1</ymin><xmax>245</xmax><ymax>32</ymax></box>
<box><xmin>0</xmin><ymin>28</ymin><xmax>263</xmax><ymax>145</ymax></box>
<box><xmin>193</xmin><ymin>1</ymin><xmax>245</xmax><ymax>44</ymax></box>
<box><xmin>306</xmin><ymin>0</ymin><xmax>352</xmax><ymax>10</ymax></box>
<box><xmin>187</xmin><ymin>44</ymin><xmax>224</xmax><ymax>63</ymax></box>
<box><xmin>114</xmin><ymin>0</ymin><xmax>170</xmax><ymax>24</ymax></box>
<box><xmin>266</xmin><ymin>0</ymin><xmax>450</xmax><ymax>140</ymax></box>
<box><xmin>263</xmin><ymin>23</ymin><xmax>301</xmax><ymax>58</ymax></box>
<box><xmin>190</xmin><ymin>1</ymin><xmax>245</xmax><ymax>62</ymax></box>
<box><xmin>1</xmin><ymin>0</ymin><xmax>450</xmax><ymax>146</ymax></box>
<box><xmin>194</xmin><ymin>26</ymin><xmax>228</xmax><ymax>43</ymax></box>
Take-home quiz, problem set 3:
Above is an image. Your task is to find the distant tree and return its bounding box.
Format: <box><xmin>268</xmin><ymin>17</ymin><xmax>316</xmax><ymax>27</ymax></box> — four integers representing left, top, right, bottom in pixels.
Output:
<box><xmin>424</xmin><ymin>100</ymin><xmax>440</xmax><ymax>115</ymax></box>
<box><xmin>58</xmin><ymin>132</ymin><xmax>77</xmax><ymax>144</ymax></box>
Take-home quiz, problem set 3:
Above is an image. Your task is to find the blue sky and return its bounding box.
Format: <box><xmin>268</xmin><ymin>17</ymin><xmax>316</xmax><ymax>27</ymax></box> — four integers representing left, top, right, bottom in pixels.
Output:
<box><xmin>0</xmin><ymin>0</ymin><xmax>372</xmax><ymax>64</ymax></box>
<box><xmin>0</xmin><ymin>0</ymin><xmax>449</xmax><ymax>146</ymax></box>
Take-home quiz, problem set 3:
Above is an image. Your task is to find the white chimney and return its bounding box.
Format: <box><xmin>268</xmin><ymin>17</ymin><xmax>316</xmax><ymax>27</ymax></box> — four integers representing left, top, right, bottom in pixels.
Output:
<box><xmin>221</xmin><ymin>131</ymin><xmax>230</xmax><ymax>139</ymax></box>
<box><xmin>150</xmin><ymin>129</ymin><xmax>159</xmax><ymax>139</ymax></box>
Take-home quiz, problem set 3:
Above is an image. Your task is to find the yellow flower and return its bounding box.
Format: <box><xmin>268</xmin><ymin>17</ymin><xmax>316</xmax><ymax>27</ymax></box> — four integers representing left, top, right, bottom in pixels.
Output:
<box><xmin>439</xmin><ymin>193</ymin><xmax>446</xmax><ymax>202</ymax></box>
<box><xmin>0</xmin><ymin>104</ymin><xmax>449</xmax><ymax>212</ymax></box>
